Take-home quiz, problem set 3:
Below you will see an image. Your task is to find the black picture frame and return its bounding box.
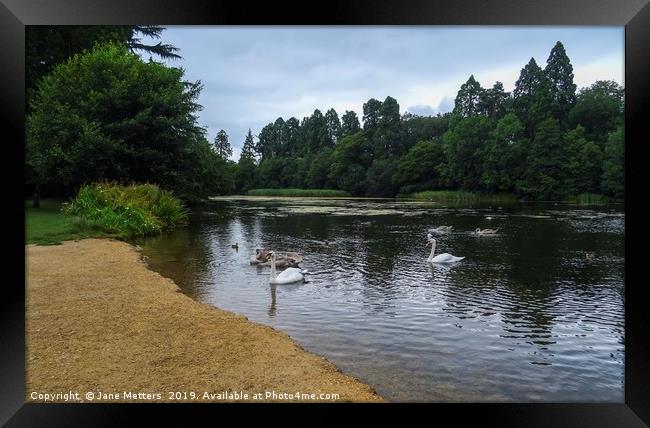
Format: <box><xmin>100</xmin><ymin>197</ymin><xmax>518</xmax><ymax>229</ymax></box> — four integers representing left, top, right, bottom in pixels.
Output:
<box><xmin>2</xmin><ymin>0</ymin><xmax>647</xmax><ymax>425</ymax></box>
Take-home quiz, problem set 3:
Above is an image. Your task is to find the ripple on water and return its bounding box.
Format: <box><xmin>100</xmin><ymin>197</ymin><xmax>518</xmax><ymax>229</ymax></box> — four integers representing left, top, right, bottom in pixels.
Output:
<box><xmin>137</xmin><ymin>200</ymin><xmax>625</xmax><ymax>402</ymax></box>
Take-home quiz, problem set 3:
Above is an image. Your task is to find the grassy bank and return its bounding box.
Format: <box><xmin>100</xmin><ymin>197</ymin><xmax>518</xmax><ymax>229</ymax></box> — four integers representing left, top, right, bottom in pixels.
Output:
<box><xmin>247</xmin><ymin>188</ymin><xmax>350</xmax><ymax>197</ymax></box>
<box><xmin>398</xmin><ymin>190</ymin><xmax>518</xmax><ymax>204</ymax></box>
<box><xmin>26</xmin><ymin>183</ymin><xmax>189</xmax><ymax>245</ymax></box>
<box><xmin>564</xmin><ymin>193</ymin><xmax>617</xmax><ymax>205</ymax></box>
<box><xmin>26</xmin><ymin>199</ymin><xmax>113</xmax><ymax>245</ymax></box>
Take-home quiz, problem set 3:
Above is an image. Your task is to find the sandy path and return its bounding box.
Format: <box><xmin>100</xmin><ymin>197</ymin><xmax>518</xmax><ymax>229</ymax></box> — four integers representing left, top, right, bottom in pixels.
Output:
<box><xmin>25</xmin><ymin>239</ymin><xmax>383</xmax><ymax>403</ymax></box>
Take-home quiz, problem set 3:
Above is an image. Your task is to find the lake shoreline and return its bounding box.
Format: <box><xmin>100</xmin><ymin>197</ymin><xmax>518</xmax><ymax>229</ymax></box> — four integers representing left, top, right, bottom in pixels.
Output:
<box><xmin>26</xmin><ymin>238</ymin><xmax>384</xmax><ymax>403</ymax></box>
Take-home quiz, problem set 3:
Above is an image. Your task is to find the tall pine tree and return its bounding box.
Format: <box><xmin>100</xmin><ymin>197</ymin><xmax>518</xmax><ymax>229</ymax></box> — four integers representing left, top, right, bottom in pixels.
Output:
<box><xmin>480</xmin><ymin>81</ymin><xmax>510</xmax><ymax>119</ymax></box>
<box><xmin>341</xmin><ymin>110</ymin><xmax>361</xmax><ymax>137</ymax></box>
<box><xmin>241</xmin><ymin>129</ymin><xmax>257</xmax><ymax>161</ymax></box>
<box><xmin>325</xmin><ymin>108</ymin><xmax>342</xmax><ymax>145</ymax></box>
<box><xmin>545</xmin><ymin>41</ymin><xmax>577</xmax><ymax>127</ymax></box>
<box><xmin>362</xmin><ymin>98</ymin><xmax>383</xmax><ymax>136</ymax></box>
<box><xmin>453</xmin><ymin>75</ymin><xmax>486</xmax><ymax>117</ymax></box>
<box><xmin>513</xmin><ymin>58</ymin><xmax>553</xmax><ymax>138</ymax></box>
<box><xmin>376</xmin><ymin>96</ymin><xmax>403</xmax><ymax>156</ymax></box>
<box><xmin>214</xmin><ymin>129</ymin><xmax>232</xmax><ymax>159</ymax></box>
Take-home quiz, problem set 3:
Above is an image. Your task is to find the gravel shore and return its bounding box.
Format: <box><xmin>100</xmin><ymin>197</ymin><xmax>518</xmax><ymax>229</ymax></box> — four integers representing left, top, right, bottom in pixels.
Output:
<box><xmin>26</xmin><ymin>239</ymin><xmax>383</xmax><ymax>403</ymax></box>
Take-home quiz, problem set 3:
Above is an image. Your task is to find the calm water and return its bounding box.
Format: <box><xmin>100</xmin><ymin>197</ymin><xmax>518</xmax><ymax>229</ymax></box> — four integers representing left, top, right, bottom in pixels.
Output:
<box><xmin>135</xmin><ymin>198</ymin><xmax>625</xmax><ymax>402</ymax></box>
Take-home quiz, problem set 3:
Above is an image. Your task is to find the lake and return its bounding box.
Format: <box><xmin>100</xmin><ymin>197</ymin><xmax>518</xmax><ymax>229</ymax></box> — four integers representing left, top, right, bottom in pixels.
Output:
<box><xmin>134</xmin><ymin>197</ymin><xmax>625</xmax><ymax>402</ymax></box>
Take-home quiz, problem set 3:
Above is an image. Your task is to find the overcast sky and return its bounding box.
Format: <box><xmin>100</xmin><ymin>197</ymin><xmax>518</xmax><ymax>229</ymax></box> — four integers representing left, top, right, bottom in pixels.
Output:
<box><xmin>142</xmin><ymin>26</ymin><xmax>623</xmax><ymax>161</ymax></box>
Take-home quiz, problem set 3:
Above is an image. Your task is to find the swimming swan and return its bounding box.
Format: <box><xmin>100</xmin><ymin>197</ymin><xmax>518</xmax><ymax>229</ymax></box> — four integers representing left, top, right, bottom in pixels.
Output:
<box><xmin>429</xmin><ymin>226</ymin><xmax>453</xmax><ymax>234</ymax></box>
<box><xmin>427</xmin><ymin>237</ymin><xmax>465</xmax><ymax>264</ymax></box>
<box><xmin>250</xmin><ymin>248</ymin><xmax>269</xmax><ymax>264</ymax></box>
<box><xmin>251</xmin><ymin>249</ymin><xmax>303</xmax><ymax>268</ymax></box>
<box><xmin>269</xmin><ymin>252</ymin><xmax>305</xmax><ymax>284</ymax></box>
<box><xmin>475</xmin><ymin>228</ymin><xmax>499</xmax><ymax>236</ymax></box>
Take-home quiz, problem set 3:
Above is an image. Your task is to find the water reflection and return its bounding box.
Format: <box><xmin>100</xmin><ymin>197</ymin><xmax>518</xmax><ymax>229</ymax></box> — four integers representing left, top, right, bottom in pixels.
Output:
<box><xmin>135</xmin><ymin>199</ymin><xmax>625</xmax><ymax>402</ymax></box>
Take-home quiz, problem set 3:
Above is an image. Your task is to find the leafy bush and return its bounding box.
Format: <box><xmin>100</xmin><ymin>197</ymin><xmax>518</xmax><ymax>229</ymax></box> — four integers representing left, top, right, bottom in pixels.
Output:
<box><xmin>64</xmin><ymin>182</ymin><xmax>188</xmax><ymax>237</ymax></box>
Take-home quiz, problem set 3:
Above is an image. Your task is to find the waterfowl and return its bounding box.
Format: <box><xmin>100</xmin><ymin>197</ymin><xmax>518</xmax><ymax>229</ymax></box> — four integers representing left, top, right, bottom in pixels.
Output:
<box><xmin>429</xmin><ymin>225</ymin><xmax>453</xmax><ymax>234</ymax></box>
<box><xmin>251</xmin><ymin>249</ymin><xmax>303</xmax><ymax>268</ymax></box>
<box><xmin>427</xmin><ymin>236</ymin><xmax>465</xmax><ymax>264</ymax></box>
<box><xmin>475</xmin><ymin>228</ymin><xmax>499</xmax><ymax>236</ymax></box>
<box><xmin>231</xmin><ymin>243</ymin><xmax>239</xmax><ymax>251</ymax></box>
<box><xmin>269</xmin><ymin>252</ymin><xmax>305</xmax><ymax>284</ymax></box>
<box><xmin>250</xmin><ymin>248</ymin><xmax>269</xmax><ymax>264</ymax></box>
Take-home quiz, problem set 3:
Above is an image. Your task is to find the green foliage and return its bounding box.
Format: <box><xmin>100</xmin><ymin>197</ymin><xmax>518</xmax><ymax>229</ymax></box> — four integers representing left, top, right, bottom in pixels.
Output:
<box><xmin>481</xmin><ymin>113</ymin><xmax>526</xmax><ymax>192</ymax></box>
<box><xmin>214</xmin><ymin>129</ymin><xmax>232</xmax><ymax>159</ymax></box>
<box><xmin>325</xmin><ymin>108</ymin><xmax>342</xmax><ymax>145</ymax></box>
<box><xmin>328</xmin><ymin>132</ymin><xmax>372</xmax><ymax>195</ymax></box>
<box><xmin>375</xmin><ymin>96</ymin><xmax>404</xmax><ymax>156</ymax></box>
<box><xmin>256</xmin><ymin>157</ymin><xmax>294</xmax><ymax>188</ymax></box>
<box><xmin>564</xmin><ymin>126</ymin><xmax>603</xmax><ymax>195</ymax></box>
<box><xmin>453</xmin><ymin>75</ymin><xmax>485</xmax><ymax>117</ymax></box>
<box><xmin>362</xmin><ymin>98</ymin><xmax>383</xmax><ymax>136</ymax></box>
<box><xmin>306</xmin><ymin>149</ymin><xmax>334</xmax><ymax>189</ymax></box>
<box><xmin>63</xmin><ymin>182</ymin><xmax>188</xmax><ymax>238</ymax></box>
<box><xmin>302</xmin><ymin>110</ymin><xmax>331</xmax><ymax>153</ymax></box>
<box><xmin>519</xmin><ymin>118</ymin><xmax>567</xmax><ymax>200</ymax></box>
<box><xmin>443</xmin><ymin>115</ymin><xmax>494</xmax><ymax>190</ymax></box>
<box><xmin>235</xmin><ymin>157</ymin><xmax>257</xmax><ymax>193</ymax></box>
<box><xmin>236</xmin><ymin>42</ymin><xmax>623</xmax><ymax>202</ymax></box>
<box><xmin>26</xmin><ymin>26</ymin><xmax>180</xmax><ymax>112</ymax></box>
<box><xmin>545</xmin><ymin>41</ymin><xmax>577</xmax><ymax>126</ymax></box>
<box><xmin>289</xmin><ymin>157</ymin><xmax>310</xmax><ymax>188</ymax></box>
<box><xmin>27</xmin><ymin>36</ymin><xmax>623</xmax><ymax>204</ymax></box>
<box><xmin>601</xmin><ymin>127</ymin><xmax>625</xmax><ymax>198</ymax></box>
<box><xmin>365</xmin><ymin>158</ymin><xmax>399</xmax><ymax>197</ymax></box>
<box><xmin>513</xmin><ymin>58</ymin><xmax>553</xmax><ymax>138</ymax></box>
<box><xmin>393</xmin><ymin>140</ymin><xmax>447</xmax><ymax>193</ymax></box>
<box><xmin>401</xmin><ymin>113</ymin><xmax>451</xmax><ymax>149</ymax></box>
<box><xmin>480</xmin><ymin>82</ymin><xmax>511</xmax><ymax>119</ymax></box>
<box><xmin>569</xmin><ymin>80</ymin><xmax>624</xmax><ymax>144</ymax></box>
<box><xmin>341</xmin><ymin>110</ymin><xmax>361</xmax><ymax>137</ymax></box>
<box><xmin>247</xmin><ymin>188</ymin><xmax>350</xmax><ymax>197</ymax></box>
<box><xmin>26</xmin><ymin>199</ymin><xmax>113</xmax><ymax>245</ymax></box>
<box><xmin>240</xmin><ymin>129</ymin><xmax>258</xmax><ymax>161</ymax></box>
<box><xmin>26</xmin><ymin>43</ymin><xmax>232</xmax><ymax>204</ymax></box>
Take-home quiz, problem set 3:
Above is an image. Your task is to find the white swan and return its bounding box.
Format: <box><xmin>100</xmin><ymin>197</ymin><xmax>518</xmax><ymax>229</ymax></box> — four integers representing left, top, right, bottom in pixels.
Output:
<box><xmin>269</xmin><ymin>252</ymin><xmax>305</xmax><ymax>284</ymax></box>
<box><xmin>475</xmin><ymin>228</ymin><xmax>499</xmax><ymax>236</ymax></box>
<box><xmin>429</xmin><ymin>225</ymin><xmax>453</xmax><ymax>234</ymax></box>
<box><xmin>427</xmin><ymin>237</ymin><xmax>464</xmax><ymax>264</ymax></box>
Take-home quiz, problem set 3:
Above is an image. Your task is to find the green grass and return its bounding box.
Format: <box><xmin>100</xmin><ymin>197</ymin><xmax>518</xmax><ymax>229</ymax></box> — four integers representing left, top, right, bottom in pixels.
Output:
<box><xmin>64</xmin><ymin>182</ymin><xmax>188</xmax><ymax>238</ymax></box>
<box><xmin>26</xmin><ymin>199</ymin><xmax>114</xmax><ymax>245</ymax></box>
<box><xmin>26</xmin><ymin>183</ymin><xmax>189</xmax><ymax>245</ymax></box>
<box><xmin>564</xmin><ymin>193</ymin><xmax>613</xmax><ymax>205</ymax></box>
<box><xmin>398</xmin><ymin>190</ymin><xmax>518</xmax><ymax>203</ymax></box>
<box><xmin>247</xmin><ymin>188</ymin><xmax>351</xmax><ymax>197</ymax></box>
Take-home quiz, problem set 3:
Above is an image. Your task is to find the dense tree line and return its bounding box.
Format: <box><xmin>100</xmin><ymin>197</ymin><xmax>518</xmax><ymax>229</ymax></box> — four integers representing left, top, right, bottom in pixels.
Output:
<box><xmin>26</xmin><ymin>28</ymin><xmax>234</xmax><ymax>205</ymax></box>
<box><xmin>26</xmin><ymin>32</ymin><xmax>623</xmax><ymax>205</ymax></box>
<box><xmin>234</xmin><ymin>41</ymin><xmax>624</xmax><ymax>200</ymax></box>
